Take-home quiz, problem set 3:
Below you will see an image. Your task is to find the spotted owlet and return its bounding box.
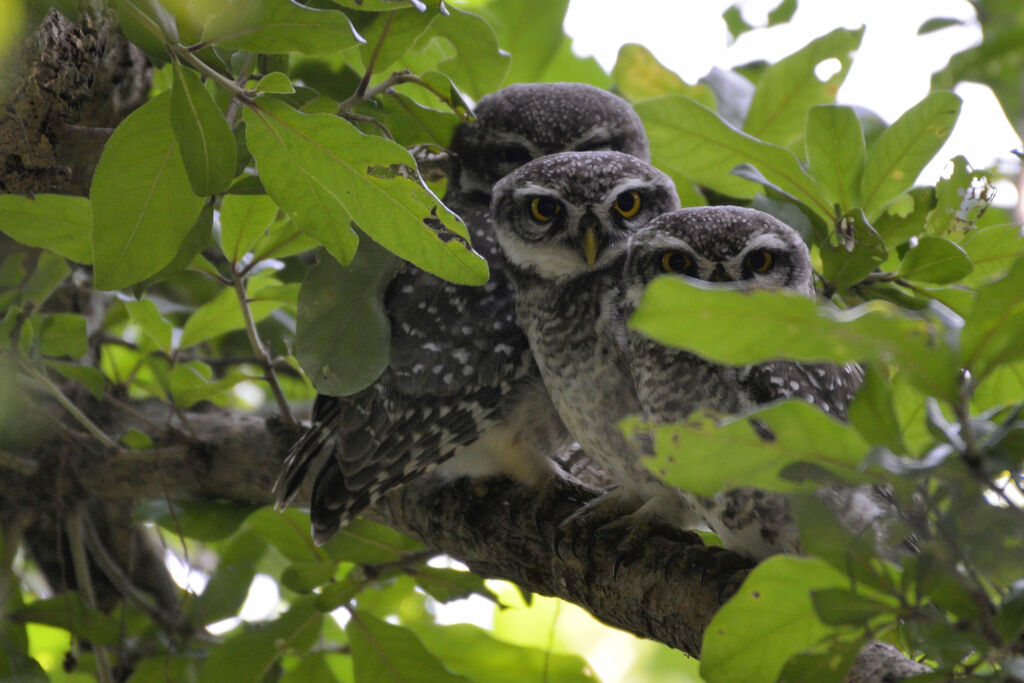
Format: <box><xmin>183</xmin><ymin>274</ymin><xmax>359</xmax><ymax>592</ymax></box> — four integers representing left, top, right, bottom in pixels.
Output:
<box><xmin>489</xmin><ymin>150</ymin><xmax>702</xmax><ymax>536</ymax></box>
<box><xmin>274</xmin><ymin>83</ymin><xmax>651</xmax><ymax>544</ymax></box>
<box><xmin>621</xmin><ymin>206</ymin><xmax>867</xmax><ymax>558</ymax></box>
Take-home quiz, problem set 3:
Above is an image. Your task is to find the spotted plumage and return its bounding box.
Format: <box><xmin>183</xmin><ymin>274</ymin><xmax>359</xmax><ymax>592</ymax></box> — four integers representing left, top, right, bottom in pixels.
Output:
<box><xmin>621</xmin><ymin>206</ymin><xmax>867</xmax><ymax>558</ymax></box>
<box><xmin>274</xmin><ymin>83</ymin><xmax>650</xmax><ymax>544</ymax></box>
<box><xmin>490</xmin><ymin>151</ymin><xmax>701</xmax><ymax>530</ymax></box>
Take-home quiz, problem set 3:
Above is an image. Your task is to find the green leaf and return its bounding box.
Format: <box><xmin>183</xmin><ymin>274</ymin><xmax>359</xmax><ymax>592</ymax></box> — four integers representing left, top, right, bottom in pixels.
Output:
<box><xmin>961</xmin><ymin>256</ymin><xmax>1024</xmax><ymax>377</ymax></box>
<box><xmin>199</xmin><ymin>598</ymin><xmax>323</xmax><ymax>683</ymax></box>
<box><xmin>819</xmin><ymin>208</ymin><xmax>888</xmax><ymax>290</ymax></box>
<box><xmin>191</xmin><ymin>562</ymin><xmax>256</xmax><ymax>624</ymax></box>
<box><xmin>848</xmin><ymin>364</ymin><xmax>904</xmax><ymax>453</ymax></box>
<box><xmin>358</xmin><ymin>7</ymin><xmax>438</xmax><ymax>76</ymax></box>
<box><xmin>120</xmin><ymin>427</ymin><xmax>153</xmax><ymax>449</ymax></box>
<box><xmin>0</xmin><ymin>194</ymin><xmax>93</xmax><ymax>263</ymax></box>
<box><xmin>45</xmin><ymin>360</ymin><xmax>108</xmax><ymax>399</ymax></box>
<box><xmin>701</xmin><ymin>556</ymin><xmax>848</xmax><ymax>683</ymax></box>
<box><xmin>811</xmin><ymin>589</ymin><xmax>895</xmax><ymax>626</ymax></box>
<box><xmin>296</xmin><ymin>244</ymin><xmax>400</xmax><ymax>396</ymax></box>
<box><xmin>805</xmin><ymin>105</ymin><xmax>865</xmax><ymax>212</ymax></box>
<box><xmin>246</xmin><ymin>508</ymin><xmax>325</xmax><ymax>564</ymax></box>
<box><xmin>115</xmin><ymin>0</ymin><xmax>178</xmax><ymax>65</ymax></box>
<box><xmin>961</xmin><ymin>222</ymin><xmax>1024</xmax><ymax>284</ymax></box>
<box><xmin>347</xmin><ymin>609</ymin><xmax>470</xmax><ymax>683</ymax></box>
<box><xmin>353</xmin><ymin>91</ymin><xmax>460</xmax><ymax>149</ymax></box>
<box><xmin>778</xmin><ymin>638</ymin><xmax>862</xmax><ymax>683</ymax></box>
<box><xmin>411</xmin><ymin>567</ymin><xmax>495</xmax><ymax>604</ymax></box>
<box><xmin>925</xmin><ymin>155</ymin><xmax>995</xmax><ymax>234</ymax></box>
<box><xmin>629</xmin><ymin>276</ymin><xmax>959</xmax><ymax>401</ymax></box>
<box><xmin>251</xmin><ymin>219</ymin><xmax>319</xmax><ymax>262</ymax></box>
<box><xmin>635</xmin><ymin>95</ymin><xmax>833</xmax><ymax>219</ymax></box>
<box><xmin>135</xmin><ymin>200</ymin><xmax>214</xmax><ymax>290</ymax></box>
<box><xmin>125</xmin><ymin>298</ymin><xmax>173</xmax><ymax>352</ymax></box>
<box><xmin>134</xmin><ymin>500</ymin><xmax>256</xmax><ymax>541</ymax></box>
<box><xmin>21</xmin><ymin>252</ymin><xmax>70</xmax><ymax>307</ymax></box>
<box><xmin>873</xmin><ymin>187</ymin><xmax>935</xmax><ymax>248</ymax></box>
<box><xmin>179</xmin><ymin>273</ymin><xmax>286</xmax><ymax>349</ymax></box>
<box><xmin>897</xmin><ymin>236</ymin><xmax>973</xmax><ymax>284</ymax></box>
<box><xmin>170</xmin><ymin>62</ymin><xmax>237</xmax><ymax>196</ymax></box>
<box><xmin>244</xmin><ymin>98</ymin><xmax>487</xmax><ymax>284</ymax></box>
<box><xmin>412</xmin><ymin>622</ymin><xmax>597</xmax><ymax>683</ymax></box>
<box><xmin>201</xmin><ymin>0</ymin><xmax>364</xmax><ymax>54</ymax></box>
<box><xmin>219</xmin><ymin>193</ymin><xmax>279</xmax><ymax>264</ymax></box>
<box><xmin>919</xmin><ymin>17</ymin><xmax>965</xmax><ymax>34</ymax></box>
<box><xmin>485</xmin><ymin>0</ymin><xmax>569</xmax><ymax>84</ymax></box>
<box><xmin>860</xmin><ymin>91</ymin><xmax>961</xmax><ymax>221</ymax></box>
<box><xmin>419</xmin><ymin>8</ymin><xmax>510</xmax><ymax>99</ymax></box>
<box><xmin>281</xmin><ymin>562</ymin><xmax>339</xmax><ymax>594</ymax></box>
<box><xmin>91</xmin><ymin>92</ymin><xmax>205</xmax><ymax>290</ymax></box>
<box><xmin>631</xmin><ymin>401</ymin><xmax>870</xmax><ymax>496</ymax></box>
<box><xmin>322</xmin><ymin>518</ymin><xmax>424</xmax><ymax>565</ymax></box>
<box><xmin>612</xmin><ymin>43</ymin><xmax>715</xmax><ymax>105</ymax></box>
<box><xmin>170</xmin><ymin>364</ymin><xmax>249</xmax><ymax>408</ymax></box>
<box><xmin>37</xmin><ymin>313</ymin><xmax>87</xmax><ymax>358</ymax></box>
<box><xmin>744</xmin><ymin>27</ymin><xmax>864</xmax><ymax>149</ymax></box>
<box><xmin>11</xmin><ymin>593</ymin><xmax>121</xmax><ymax>645</ymax></box>
<box><xmin>255</xmin><ymin>71</ymin><xmax>295</xmax><ymax>94</ymax></box>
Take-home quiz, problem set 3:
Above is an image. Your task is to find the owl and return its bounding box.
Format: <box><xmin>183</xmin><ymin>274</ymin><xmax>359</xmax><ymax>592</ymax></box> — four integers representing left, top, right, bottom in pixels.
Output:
<box><xmin>274</xmin><ymin>83</ymin><xmax>651</xmax><ymax>544</ymax></box>
<box><xmin>621</xmin><ymin>206</ymin><xmax>866</xmax><ymax>558</ymax></box>
<box><xmin>490</xmin><ymin>150</ymin><xmax>705</xmax><ymax>536</ymax></box>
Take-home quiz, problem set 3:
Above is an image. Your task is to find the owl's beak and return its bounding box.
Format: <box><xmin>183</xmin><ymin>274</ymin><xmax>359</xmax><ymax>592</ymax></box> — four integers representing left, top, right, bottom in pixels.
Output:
<box><xmin>579</xmin><ymin>212</ymin><xmax>601</xmax><ymax>267</ymax></box>
<box><xmin>709</xmin><ymin>264</ymin><xmax>730</xmax><ymax>282</ymax></box>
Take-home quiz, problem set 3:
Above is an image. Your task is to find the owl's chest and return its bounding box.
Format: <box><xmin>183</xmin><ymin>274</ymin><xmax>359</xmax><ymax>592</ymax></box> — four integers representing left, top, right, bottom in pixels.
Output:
<box><xmin>514</xmin><ymin>281</ymin><xmax>642</xmax><ymax>471</ymax></box>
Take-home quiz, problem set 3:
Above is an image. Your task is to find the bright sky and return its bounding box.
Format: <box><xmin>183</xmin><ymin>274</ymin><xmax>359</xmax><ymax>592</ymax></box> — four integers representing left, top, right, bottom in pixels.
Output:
<box><xmin>564</xmin><ymin>0</ymin><xmax>1023</xmax><ymax>209</ymax></box>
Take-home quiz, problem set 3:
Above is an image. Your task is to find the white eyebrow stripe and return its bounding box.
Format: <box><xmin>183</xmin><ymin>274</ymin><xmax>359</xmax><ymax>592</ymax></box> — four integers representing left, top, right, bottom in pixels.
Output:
<box><xmin>633</xmin><ymin>234</ymin><xmax>698</xmax><ymax>254</ymax></box>
<box><xmin>739</xmin><ymin>233</ymin><xmax>790</xmax><ymax>253</ymax></box>
<box><xmin>511</xmin><ymin>183</ymin><xmax>563</xmax><ymax>198</ymax></box>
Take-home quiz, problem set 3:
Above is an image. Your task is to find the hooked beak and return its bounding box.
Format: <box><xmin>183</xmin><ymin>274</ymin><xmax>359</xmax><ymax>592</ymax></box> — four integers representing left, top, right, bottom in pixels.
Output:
<box><xmin>579</xmin><ymin>213</ymin><xmax>601</xmax><ymax>267</ymax></box>
<box><xmin>708</xmin><ymin>264</ymin><xmax>730</xmax><ymax>282</ymax></box>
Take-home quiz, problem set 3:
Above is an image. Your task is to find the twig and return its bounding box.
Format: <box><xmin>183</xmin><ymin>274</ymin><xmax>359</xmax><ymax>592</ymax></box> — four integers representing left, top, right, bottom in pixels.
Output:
<box><xmin>19</xmin><ymin>360</ymin><xmax>118</xmax><ymax>450</ymax></box>
<box><xmin>0</xmin><ymin>450</ymin><xmax>40</xmax><ymax>476</ymax></box>
<box><xmin>66</xmin><ymin>511</ymin><xmax>115</xmax><ymax>683</ymax></box>
<box><xmin>231</xmin><ymin>276</ymin><xmax>296</xmax><ymax>425</ymax></box>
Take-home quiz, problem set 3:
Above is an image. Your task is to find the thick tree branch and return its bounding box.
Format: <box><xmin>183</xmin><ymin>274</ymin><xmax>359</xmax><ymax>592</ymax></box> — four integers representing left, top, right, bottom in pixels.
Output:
<box><xmin>0</xmin><ymin>396</ymin><xmax>929</xmax><ymax>678</ymax></box>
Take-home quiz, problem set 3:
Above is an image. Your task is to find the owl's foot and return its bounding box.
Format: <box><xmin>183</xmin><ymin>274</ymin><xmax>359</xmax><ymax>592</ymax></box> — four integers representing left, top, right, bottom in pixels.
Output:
<box><xmin>554</xmin><ymin>491</ymin><xmax>702</xmax><ymax>573</ymax></box>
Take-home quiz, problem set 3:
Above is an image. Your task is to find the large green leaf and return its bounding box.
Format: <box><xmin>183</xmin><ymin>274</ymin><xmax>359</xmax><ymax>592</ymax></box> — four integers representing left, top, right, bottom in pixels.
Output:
<box><xmin>701</xmin><ymin>556</ymin><xmax>848</xmax><ymax>683</ymax></box>
<box><xmin>630</xmin><ymin>401</ymin><xmax>870</xmax><ymax>496</ymax></box>
<box><xmin>960</xmin><ymin>255</ymin><xmax>1024</xmax><ymax>377</ymax></box>
<box><xmin>296</xmin><ymin>244</ymin><xmax>401</xmax><ymax>396</ymax></box>
<box><xmin>0</xmin><ymin>194</ymin><xmax>92</xmax><ymax>263</ymax></box>
<box><xmin>201</xmin><ymin>0</ymin><xmax>364</xmax><ymax>54</ymax></box>
<box><xmin>413</xmin><ymin>622</ymin><xmax>597</xmax><ymax>683</ymax></box>
<box><xmin>423</xmin><ymin>7</ymin><xmax>510</xmax><ymax>99</ymax></box>
<box><xmin>859</xmin><ymin>92</ymin><xmax>961</xmax><ymax>221</ymax></box>
<box><xmin>961</xmin><ymin>221</ymin><xmax>1024</xmax><ymax>284</ymax></box>
<box><xmin>629</xmin><ymin>276</ymin><xmax>959</xmax><ymax>401</ymax></box>
<box><xmin>198</xmin><ymin>598</ymin><xmax>323</xmax><ymax>682</ymax></box>
<box><xmin>90</xmin><ymin>92</ymin><xmax>204</xmax><ymax>290</ymax></box>
<box><xmin>805</xmin><ymin>105</ymin><xmax>865</xmax><ymax>212</ymax></box>
<box><xmin>347</xmin><ymin>609</ymin><xmax>470</xmax><ymax>683</ymax></box>
<box><xmin>612</xmin><ymin>43</ymin><xmax>715</xmax><ymax>105</ymax></box>
<box><xmin>635</xmin><ymin>95</ymin><xmax>833</xmax><ymax>220</ymax></box>
<box><xmin>11</xmin><ymin>593</ymin><xmax>122</xmax><ymax>646</ymax></box>
<box><xmin>170</xmin><ymin>62</ymin><xmax>236</xmax><ymax>195</ymax></box>
<box><xmin>897</xmin><ymin>236</ymin><xmax>973</xmax><ymax>284</ymax></box>
<box><xmin>243</xmin><ymin>98</ymin><xmax>488</xmax><ymax>285</ymax></box>
<box><xmin>744</xmin><ymin>27</ymin><xmax>864</xmax><ymax>149</ymax></box>
<box><xmin>484</xmin><ymin>0</ymin><xmax>568</xmax><ymax>84</ymax></box>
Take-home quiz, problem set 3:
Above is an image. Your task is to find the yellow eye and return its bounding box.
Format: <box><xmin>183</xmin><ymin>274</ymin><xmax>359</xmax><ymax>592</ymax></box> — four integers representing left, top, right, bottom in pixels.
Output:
<box><xmin>530</xmin><ymin>197</ymin><xmax>561</xmax><ymax>221</ymax></box>
<box><xmin>745</xmin><ymin>250</ymin><xmax>774</xmax><ymax>273</ymax></box>
<box><xmin>661</xmin><ymin>252</ymin><xmax>692</xmax><ymax>274</ymax></box>
<box><xmin>614</xmin><ymin>191</ymin><xmax>642</xmax><ymax>218</ymax></box>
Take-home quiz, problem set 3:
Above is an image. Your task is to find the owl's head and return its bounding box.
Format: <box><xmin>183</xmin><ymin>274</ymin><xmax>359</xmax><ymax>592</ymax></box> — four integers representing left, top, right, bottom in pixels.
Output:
<box><xmin>623</xmin><ymin>206</ymin><xmax>814</xmax><ymax>309</ymax></box>
<box><xmin>490</xmin><ymin>151</ymin><xmax>680</xmax><ymax>282</ymax></box>
<box><xmin>450</xmin><ymin>83</ymin><xmax>650</xmax><ymax>197</ymax></box>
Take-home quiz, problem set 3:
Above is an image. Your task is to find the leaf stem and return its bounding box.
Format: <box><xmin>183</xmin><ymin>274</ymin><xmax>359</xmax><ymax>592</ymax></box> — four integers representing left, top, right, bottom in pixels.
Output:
<box><xmin>66</xmin><ymin>511</ymin><xmax>115</xmax><ymax>683</ymax></box>
<box><xmin>231</xmin><ymin>276</ymin><xmax>296</xmax><ymax>425</ymax></box>
<box><xmin>169</xmin><ymin>45</ymin><xmax>252</xmax><ymax>101</ymax></box>
<box><xmin>19</xmin><ymin>360</ymin><xmax>118</xmax><ymax>450</ymax></box>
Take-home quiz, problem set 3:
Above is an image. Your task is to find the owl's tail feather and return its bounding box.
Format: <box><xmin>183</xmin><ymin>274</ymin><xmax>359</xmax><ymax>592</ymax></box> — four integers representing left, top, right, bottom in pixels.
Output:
<box><xmin>272</xmin><ymin>397</ymin><xmax>341</xmax><ymax>511</ymax></box>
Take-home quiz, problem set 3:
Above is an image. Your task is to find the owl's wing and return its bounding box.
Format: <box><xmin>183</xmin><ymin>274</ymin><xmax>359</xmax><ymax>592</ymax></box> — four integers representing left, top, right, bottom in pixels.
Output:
<box><xmin>274</xmin><ymin>201</ymin><xmax>541</xmax><ymax>542</ymax></box>
<box><xmin>739</xmin><ymin>361</ymin><xmax>864</xmax><ymax>419</ymax></box>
